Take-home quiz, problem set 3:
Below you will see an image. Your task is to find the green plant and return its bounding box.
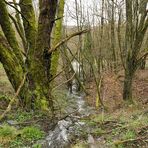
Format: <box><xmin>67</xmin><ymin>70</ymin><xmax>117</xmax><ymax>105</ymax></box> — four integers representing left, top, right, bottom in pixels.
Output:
<box><xmin>15</xmin><ymin>111</ymin><xmax>33</xmax><ymax>122</ymax></box>
<box><xmin>21</xmin><ymin>126</ymin><xmax>45</xmax><ymax>142</ymax></box>
<box><xmin>0</xmin><ymin>94</ymin><xmax>10</xmax><ymax>101</ymax></box>
<box><xmin>0</xmin><ymin>125</ymin><xmax>17</xmax><ymax>137</ymax></box>
<box><xmin>10</xmin><ymin>139</ymin><xmax>24</xmax><ymax>148</ymax></box>
<box><xmin>92</xmin><ymin>128</ymin><xmax>105</xmax><ymax>136</ymax></box>
<box><xmin>32</xmin><ymin>143</ymin><xmax>42</xmax><ymax>148</ymax></box>
<box><xmin>122</xmin><ymin>130</ymin><xmax>136</xmax><ymax>140</ymax></box>
<box><xmin>116</xmin><ymin>144</ymin><xmax>124</xmax><ymax>148</ymax></box>
<box><xmin>0</xmin><ymin>125</ymin><xmax>19</xmax><ymax>147</ymax></box>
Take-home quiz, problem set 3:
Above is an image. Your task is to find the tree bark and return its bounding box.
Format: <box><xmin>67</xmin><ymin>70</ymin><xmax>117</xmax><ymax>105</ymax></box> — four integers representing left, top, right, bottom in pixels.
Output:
<box><xmin>26</xmin><ymin>0</ymin><xmax>58</xmax><ymax>111</ymax></box>
<box><xmin>0</xmin><ymin>0</ymin><xmax>24</xmax><ymax>67</ymax></box>
<box><xmin>50</xmin><ymin>0</ymin><xmax>65</xmax><ymax>78</ymax></box>
<box><xmin>123</xmin><ymin>0</ymin><xmax>148</xmax><ymax>102</ymax></box>
<box><xmin>0</xmin><ymin>0</ymin><xmax>58</xmax><ymax>111</ymax></box>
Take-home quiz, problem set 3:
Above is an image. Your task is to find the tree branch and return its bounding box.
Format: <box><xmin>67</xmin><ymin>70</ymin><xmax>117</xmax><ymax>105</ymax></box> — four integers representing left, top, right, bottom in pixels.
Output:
<box><xmin>48</xmin><ymin>29</ymin><xmax>89</xmax><ymax>54</ymax></box>
<box><xmin>137</xmin><ymin>51</ymin><xmax>148</xmax><ymax>63</ymax></box>
<box><xmin>4</xmin><ymin>0</ymin><xmax>30</xmax><ymax>25</ymax></box>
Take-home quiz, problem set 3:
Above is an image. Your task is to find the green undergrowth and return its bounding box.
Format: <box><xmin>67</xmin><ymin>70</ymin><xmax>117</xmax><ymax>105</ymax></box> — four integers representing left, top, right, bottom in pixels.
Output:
<box><xmin>0</xmin><ymin>109</ymin><xmax>48</xmax><ymax>147</ymax></box>
<box><xmin>75</xmin><ymin>109</ymin><xmax>148</xmax><ymax>148</ymax></box>
<box><xmin>0</xmin><ymin>124</ymin><xmax>44</xmax><ymax>148</ymax></box>
<box><xmin>0</xmin><ymin>88</ymin><xmax>71</xmax><ymax>147</ymax></box>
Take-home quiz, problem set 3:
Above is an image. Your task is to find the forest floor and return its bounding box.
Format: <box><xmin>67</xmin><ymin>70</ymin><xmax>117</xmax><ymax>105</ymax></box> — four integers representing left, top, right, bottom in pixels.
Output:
<box><xmin>0</xmin><ymin>64</ymin><xmax>148</xmax><ymax>148</ymax></box>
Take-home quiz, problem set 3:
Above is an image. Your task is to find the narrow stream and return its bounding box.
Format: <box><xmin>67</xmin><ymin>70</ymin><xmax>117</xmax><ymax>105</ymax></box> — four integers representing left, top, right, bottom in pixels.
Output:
<box><xmin>39</xmin><ymin>87</ymin><xmax>94</xmax><ymax>148</ymax></box>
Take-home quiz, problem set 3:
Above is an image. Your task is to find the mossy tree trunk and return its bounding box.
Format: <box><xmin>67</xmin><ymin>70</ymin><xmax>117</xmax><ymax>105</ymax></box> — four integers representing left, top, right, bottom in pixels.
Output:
<box><xmin>0</xmin><ymin>0</ymin><xmax>58</xmax><ymax>111</ymax></box>
<box><xmin>50</xmin><ymin>0</ymin><xmax>65</xmax><ymax>78</ymax></box>
<box><xmin>123</xmin><ymin>0</ymin><xmax>148</xmax><ymax>102</ymax></box>
<box><xmin>0</xmin><ymin>0</ymin><xmax>24</xmax><ymax>67</ymax></box>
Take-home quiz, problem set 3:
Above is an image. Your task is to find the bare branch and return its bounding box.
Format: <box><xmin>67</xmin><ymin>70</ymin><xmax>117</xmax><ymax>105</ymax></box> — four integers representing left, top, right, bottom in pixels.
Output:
<box><xmin>48</xmin><ymin>29</ymin><xmax>89</xmax><ymax>54</ymax></box>
<box><xmin>4</xmin><ymin>0</ymin><xmax>30</xmax><ymax>25</ymax></box>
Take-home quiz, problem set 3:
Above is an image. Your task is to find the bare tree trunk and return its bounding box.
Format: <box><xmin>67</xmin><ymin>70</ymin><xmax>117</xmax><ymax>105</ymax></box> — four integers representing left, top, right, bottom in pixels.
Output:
<box><xmin>111</xmin><ymin>0</ymin><xmax>116</xmax><ymax>71</ymax></box>
<box><xmin>123</xmin><ymin>0</ymin><xmax>148</xmax><ymax>102</ymax></box>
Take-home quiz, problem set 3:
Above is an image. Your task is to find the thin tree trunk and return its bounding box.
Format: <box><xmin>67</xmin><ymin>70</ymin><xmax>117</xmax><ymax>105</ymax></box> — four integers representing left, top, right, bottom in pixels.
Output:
<box><xmin>111</xmin><ymin>0</ymin><xmax>116</xmax><ymax>71</ymax></box>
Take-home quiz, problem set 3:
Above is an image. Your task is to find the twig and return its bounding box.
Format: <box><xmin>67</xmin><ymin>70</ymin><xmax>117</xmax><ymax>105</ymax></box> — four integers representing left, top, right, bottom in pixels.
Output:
<box><xmin>137</xmin><ymin>51</ymin><xmax>148</xmax><ymax>63</ymax></box>
<box><xmin>0</xmin><ymin>73</ymin><xmax>26</xmax><ymax>121</ymax></box>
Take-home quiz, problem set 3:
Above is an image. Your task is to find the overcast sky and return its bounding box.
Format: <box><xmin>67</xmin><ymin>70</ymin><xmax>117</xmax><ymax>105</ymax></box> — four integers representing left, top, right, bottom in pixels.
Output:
<box><xmin>64</xmin><ymin>0</ymin><xmax>99</xmax><ymax>26</ymax></box>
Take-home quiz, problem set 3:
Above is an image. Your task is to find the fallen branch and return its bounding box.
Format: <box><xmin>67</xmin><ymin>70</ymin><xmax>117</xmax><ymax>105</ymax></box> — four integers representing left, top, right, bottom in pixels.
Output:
<box><xmin>0</xmin><ymin>73</ymin><xmax>26</xmax><ymax>121</ymax></box>
<box><xmin>48</xmin><ymin>29</ymin><xmax>89</xmax><ymax>54</ymax></box>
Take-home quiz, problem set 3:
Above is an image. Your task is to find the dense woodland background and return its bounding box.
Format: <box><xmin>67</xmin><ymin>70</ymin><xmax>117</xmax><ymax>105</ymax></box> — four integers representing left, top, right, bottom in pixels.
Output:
<box><xmin>0</xmin><ymin>0</ymin><xmax>147</xmax><ymax>147</ymax></box>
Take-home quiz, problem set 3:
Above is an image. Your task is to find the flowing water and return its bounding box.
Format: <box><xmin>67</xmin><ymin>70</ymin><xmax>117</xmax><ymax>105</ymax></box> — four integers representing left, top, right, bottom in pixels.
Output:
<box><xmin>38</xmin><ymin>61</ymin><xmax>95</xmax><ymax>148</ymax></box>
<box><xmin>38</xmin><ymin>89</ymin><xmax>94</xmax><ymax>148</ymax></box>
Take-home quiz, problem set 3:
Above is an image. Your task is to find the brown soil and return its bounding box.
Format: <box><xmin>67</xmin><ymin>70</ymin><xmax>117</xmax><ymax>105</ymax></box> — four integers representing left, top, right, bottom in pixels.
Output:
<box><xmin>86</xmin><ymin>69</ymin><xmax>148</xmax><ymax>111</ymax></box>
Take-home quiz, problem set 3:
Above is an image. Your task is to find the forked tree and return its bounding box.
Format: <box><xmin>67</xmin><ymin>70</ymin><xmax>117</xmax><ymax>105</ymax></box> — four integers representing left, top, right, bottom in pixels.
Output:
<box><xmin>0</xmin><ymin>0</ymin><xmax>59</xmax><ymax>111</ymax></box>
<box><xmin>123</xmin><ymin>0</ymin><xmax>148</xmax><ymax>102</ymax></box>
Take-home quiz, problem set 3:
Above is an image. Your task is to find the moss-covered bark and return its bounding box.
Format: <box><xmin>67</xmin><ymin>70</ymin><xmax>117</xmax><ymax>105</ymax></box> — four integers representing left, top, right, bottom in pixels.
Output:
<box><xmin>0</xmin><ymin>0</ymin><xmax>24</xmax><ymax>67</ymax></box>
<box><xmin>123</xmin><ymin>0</ymin><xmax>148</xmax><ymax>102</ymax></box>
<box><xmin>0</xmin><ymin>33</ymin><xmax>32</xmax><ymax>107</ymax></box>
<box><xmin>0</xmin><ymin>0</ymin><xmax>58</xmax><ymax>111</ymax></box>
<box><xmin>27</xmin><ymin>0</ymin><xmax>58</xmax><ymax>110</ymax></box>
<box><xmin>19</xmin><ymin>0</ymin><xmax>37</xmax><ymax>105</ymax></box>
<box><xmin>13</xmin><ymin>0</ymin><xmax>27</xmax><ymax>51</ymax></box>
<box><xmin>0</xmin><ymin>34</ymin><xmax>24</xmax><ymax>91</ymax></box>
<box><xmin>19</xmin><ymin>0</ymin><xmax>37</xmax><ymax>53</ymax></box>
<box><xmin>50</xmin><ymin>0</ymin><xmax>65</xmax><ymax>77</ymax></box>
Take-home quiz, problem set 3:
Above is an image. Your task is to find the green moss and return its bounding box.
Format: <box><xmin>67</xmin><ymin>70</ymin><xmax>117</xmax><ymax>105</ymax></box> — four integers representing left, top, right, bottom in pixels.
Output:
<box><xmin>0</xmin><ymin>43</ymin><xmax>24</xmax><ymax>92</ymax></box>
<box><xmin>0</xmin><ymin>0</ymin><xmax>24</xmax><ymax>66</ymax></box>
<box><xmin>19</xmin><ymin>0</ymin><xmax>37</xmax><ymax>52</ymax></box>
<box><xmin>50</xmin><ymin>0</ymin><xmax>65</xmax><ymax>77</ymax></box>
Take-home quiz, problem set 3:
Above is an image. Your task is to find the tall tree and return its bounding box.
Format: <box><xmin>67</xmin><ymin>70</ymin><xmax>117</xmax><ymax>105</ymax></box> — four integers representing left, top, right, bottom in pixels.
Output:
<box><xmin>123</xmin><ymin>0</ymin><xmax>148</xmax><ymax>102</ymax></box>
